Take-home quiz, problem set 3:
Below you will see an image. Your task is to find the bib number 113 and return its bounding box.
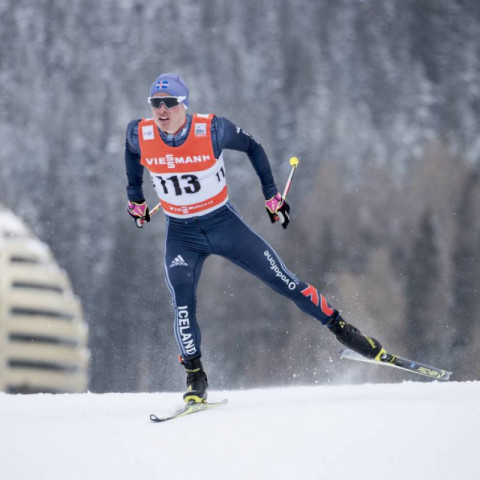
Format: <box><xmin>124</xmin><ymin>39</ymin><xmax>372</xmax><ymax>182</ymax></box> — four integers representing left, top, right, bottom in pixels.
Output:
<box><xmin>156</xmin><ymin>174</ymin><xmax>200</xmax><ymax>196</ymax></box>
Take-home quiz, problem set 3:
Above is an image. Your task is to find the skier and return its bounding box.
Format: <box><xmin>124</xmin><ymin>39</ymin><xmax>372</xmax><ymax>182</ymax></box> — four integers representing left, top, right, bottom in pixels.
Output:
<box><xmin>124</xmin><ymin>73</ymin><xmax>383</xmax><ymax>403</ymax></box>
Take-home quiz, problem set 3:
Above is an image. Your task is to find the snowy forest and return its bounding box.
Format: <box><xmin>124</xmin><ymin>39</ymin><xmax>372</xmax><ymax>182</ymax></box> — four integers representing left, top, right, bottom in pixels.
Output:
<box><xmin>1</xmin><ymin>0</ymin><xmax>479</xmax><ymax>393</ymax></box>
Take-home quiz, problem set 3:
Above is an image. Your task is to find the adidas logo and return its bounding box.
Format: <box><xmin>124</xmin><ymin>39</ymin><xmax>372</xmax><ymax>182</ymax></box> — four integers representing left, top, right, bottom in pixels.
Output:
<box><xmin>170</xmin><ymin>255</ymin><xmax>188</xmax><ymax>268</ymax></box>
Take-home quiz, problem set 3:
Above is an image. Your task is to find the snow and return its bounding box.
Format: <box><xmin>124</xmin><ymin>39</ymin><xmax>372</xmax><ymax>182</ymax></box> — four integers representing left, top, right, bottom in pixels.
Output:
<box><xmin>0</xmin><ymin>381</ymin><xmax>478</xmax><ymax>480</ymax></box>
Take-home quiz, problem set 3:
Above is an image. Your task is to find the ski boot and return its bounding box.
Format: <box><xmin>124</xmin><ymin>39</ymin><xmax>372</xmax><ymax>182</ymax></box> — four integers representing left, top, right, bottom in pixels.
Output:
<box><xmin>180</xmin><ymin>356</ymin><xmax>208</xmax><ymax>404</ymax></box>
<box><xmin>326</xmin><ymin>312</ymin><xmax>383</xmax><ymax>360</ymax></box>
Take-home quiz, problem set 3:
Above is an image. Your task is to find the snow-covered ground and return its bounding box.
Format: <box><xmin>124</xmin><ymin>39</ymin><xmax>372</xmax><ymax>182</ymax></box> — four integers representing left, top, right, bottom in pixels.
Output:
<box><xmin>0</xmin><ymin>381</ymin><xmax>478</xmax><ymax>480</ymax></box>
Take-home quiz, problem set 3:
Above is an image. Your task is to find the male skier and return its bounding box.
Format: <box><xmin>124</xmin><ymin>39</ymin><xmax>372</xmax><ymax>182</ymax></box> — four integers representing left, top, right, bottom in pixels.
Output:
<box><xmin>125</xmin><ymin>73</ymin><xmax>383</xmax><ymax>403</ymax></box>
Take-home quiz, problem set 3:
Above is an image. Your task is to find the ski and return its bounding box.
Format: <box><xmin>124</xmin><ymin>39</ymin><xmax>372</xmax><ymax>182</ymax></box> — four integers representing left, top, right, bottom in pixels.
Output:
<box><xmin>149</xmin><ymin>399</ymin><xmax>228</xmax><ymax>423</ymax></box>
<box><xmin>340</xmin><ymin>348</ymin><xmax>453</xmax><ymax>381</ymax></box>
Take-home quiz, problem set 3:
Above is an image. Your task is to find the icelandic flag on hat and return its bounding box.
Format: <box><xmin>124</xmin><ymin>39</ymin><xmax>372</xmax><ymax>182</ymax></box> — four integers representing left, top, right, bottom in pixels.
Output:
<box><xmin>155</xmin><ymin>80</ymin><xmax>169</xmax><ymax>91</ymax></box>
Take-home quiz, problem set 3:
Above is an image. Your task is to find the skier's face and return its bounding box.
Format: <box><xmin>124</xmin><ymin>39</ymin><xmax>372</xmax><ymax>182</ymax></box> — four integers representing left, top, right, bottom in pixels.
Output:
<box><xmin>150</xmin><ymin>93</ymin><xmax>187</xmax><ymax>134</ymax></box>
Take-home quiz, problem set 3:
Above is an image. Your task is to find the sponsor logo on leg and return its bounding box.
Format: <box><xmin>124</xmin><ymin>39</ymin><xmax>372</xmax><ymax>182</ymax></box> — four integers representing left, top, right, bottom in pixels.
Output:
<box><xmin>300</xmin><ymin>283</ymin><xmax>334</xmax><ymax>316</ymax></box>
<box><xmin>177</xmin><ymin>305</ymin><xmax>197</xmax><ymax>356</ymax></box>
<box><xmin>170</xmin><ymin>255</ymin><xmax>188</xmax><ymax>268</ymax></box>
<box><xmin>264</xmin><ymin>250</ymin><xmax>297</xmax><ymax>290</ymax></box>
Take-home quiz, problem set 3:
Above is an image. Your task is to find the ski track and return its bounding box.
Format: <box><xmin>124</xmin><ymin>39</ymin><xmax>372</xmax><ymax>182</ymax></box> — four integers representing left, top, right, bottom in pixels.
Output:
<box><xmin>0</xmin><ymin>382</ymin><xmax>478</xmax><ymax>480</ymax></box>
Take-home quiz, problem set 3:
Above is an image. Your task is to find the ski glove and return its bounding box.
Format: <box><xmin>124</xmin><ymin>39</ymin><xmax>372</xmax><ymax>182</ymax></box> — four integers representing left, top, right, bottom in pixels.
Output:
<box><xmin>265</xmin><ymin>193</ymin><xmax>290</xmax><ymax>229</ymax></box>
<box><xmin>127</xmin><ymin>200</ymin><xmax>150</xmax><ymax>228</ymax></box>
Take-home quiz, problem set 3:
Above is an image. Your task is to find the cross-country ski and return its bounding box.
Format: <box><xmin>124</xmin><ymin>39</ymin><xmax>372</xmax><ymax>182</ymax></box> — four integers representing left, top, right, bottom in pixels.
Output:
<box><xmin>340</xmin><ymin>348</ymin><xmax>453</xmax><ymax>381</ymax></box>
<box><xmin>150</xmin><ymin>399</ymin><xmax>228</xmax><ymax>423</ymax></box>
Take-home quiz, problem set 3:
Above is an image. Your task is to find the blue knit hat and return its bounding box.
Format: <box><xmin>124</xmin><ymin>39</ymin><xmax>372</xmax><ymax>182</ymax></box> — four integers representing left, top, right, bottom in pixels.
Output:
<box><xmin>149</xmin><ymin>73</ymin><xmax>189</xmax><ymax>107</ymax></box>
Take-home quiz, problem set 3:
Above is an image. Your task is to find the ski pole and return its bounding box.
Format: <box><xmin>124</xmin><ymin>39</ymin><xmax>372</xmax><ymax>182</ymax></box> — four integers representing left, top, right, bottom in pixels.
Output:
<box><xmin>150</xmin><ymin>203</ymin><xmax>162</xmax><ymax>217</ymax></box>
<box><xmin>282</xmin><ymin>156</ymin><xmax>300</xmax><ymax>201</ymax></box>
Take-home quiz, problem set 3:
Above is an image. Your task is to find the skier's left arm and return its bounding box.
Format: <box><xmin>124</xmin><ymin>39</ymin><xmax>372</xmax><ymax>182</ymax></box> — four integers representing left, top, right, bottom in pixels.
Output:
<box><xmin>212</xmin><ymin>116</ymin><xmax>290</xmax><ymax>228</ymax></box>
